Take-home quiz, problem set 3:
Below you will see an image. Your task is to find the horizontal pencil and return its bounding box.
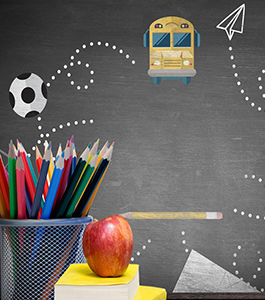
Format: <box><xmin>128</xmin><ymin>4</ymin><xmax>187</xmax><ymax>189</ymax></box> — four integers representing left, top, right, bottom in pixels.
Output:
<box><xmin>119</xmin><ymin>212</ymin><xmax>223</xmax><ymax>220</ymax></box>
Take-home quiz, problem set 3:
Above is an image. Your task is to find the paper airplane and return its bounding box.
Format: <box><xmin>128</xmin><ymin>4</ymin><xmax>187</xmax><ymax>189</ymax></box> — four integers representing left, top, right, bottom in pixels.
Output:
<box><xmin>216</xmin><ymin>4</ymin><xmax>245</xmax><ymax>41</ymax></box>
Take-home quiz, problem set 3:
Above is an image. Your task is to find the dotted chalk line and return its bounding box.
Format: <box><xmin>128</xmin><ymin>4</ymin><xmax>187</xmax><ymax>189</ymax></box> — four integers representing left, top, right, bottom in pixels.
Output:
<box><xmin>46</xmin><ymin>41</ymin><xmax>136</xmax><ymax>90</ymax></box>
<box><xmin>233</xmin><ymin>207</ymin><xmax>265</xmax><ymax>221</ymax></box>
<box><xmin>244</xmin><ymin>174</ymin><xmax>263</xmax><ymax>183</ymax></box>
<box><xmin>231</xmin><ymin>245</ymin><xmax>263</xmax><ymax>291</ymax></box>
<box><xmin>130</xmin><ymin>230</ymin><xmax>190</xmax><ymax>262</ymax></box>
<box><xmin>30</xmin><ymin>117</ymin><xmax>94</xmax><ymax>152</ymax></box>
<box><xmin>131</xmin><ymin>238</ymin><xmax>151</xmax><ymax>262</ymax></box>
<box><xmin>33</xmin><ymin>40</ymin><xmax>136</xmax><ymax>153</ymax></box>
<box><xmin>229</xmin><ymin>46</ymin><xmax>264</xmax><ymax>112</ymax></box>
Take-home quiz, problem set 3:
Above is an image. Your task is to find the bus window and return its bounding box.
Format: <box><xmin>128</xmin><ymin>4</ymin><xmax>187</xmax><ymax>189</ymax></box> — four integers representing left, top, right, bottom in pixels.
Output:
<box><xmin>173</xmin><ymin>33</ymin><xmax>191</xmax><ymax>48</ymax></box>
<box><xmin>153</xmin><ymin>33</ymin><xmax>170</xmax><ymax>47</ymax></box>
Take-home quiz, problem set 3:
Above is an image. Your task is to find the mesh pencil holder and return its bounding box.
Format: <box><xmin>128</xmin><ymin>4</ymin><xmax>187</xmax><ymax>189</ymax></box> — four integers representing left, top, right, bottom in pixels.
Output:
<box><xmin>0</xmin><ymin>216</ymin><xmax>93</xmax><ymax>300</ymax></box>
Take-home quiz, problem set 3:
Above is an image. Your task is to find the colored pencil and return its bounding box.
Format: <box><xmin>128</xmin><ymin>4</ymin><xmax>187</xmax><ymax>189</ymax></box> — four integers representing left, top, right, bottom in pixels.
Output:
<box><xmin>41</xmin><ymin>155</ymin><xmax>64</xmax><ymax>219</ymax></box>
<box><xmin>47</xmin><ymin>147</ymin><xmax>54</xmax><ymax>183</ymax></box>
<box><xmin>64</xmin><ymin>155</ymin><xmax>98</xmax><ymax>218</ymax></box>
<box><xmin>36</xmin><ymin>145</ymin><xmax>49</xmax><ymax>199</ymax></box>
<box><xmin>0</xmin><ymin>155</ymin><xmax>10</xmax><ymax>218</ymax></box>
<box><xmin>55</xmin><ymin>143</ymin><xmax>62</xmax><ymax>163</ymax></box>
<box><xmin>18</xmin><ymin>143</ymin><xmax>35</xmax><ymax>204</ymax></box>
<box><xmin>0</xmin><ymin>182</ymin><xmax>9</xmax><ymax>219</ymax></box>
<box><xmin>8</xmin><ymin>141</ymin><xmax>17</xmax><ymax>219</ymax></box>
<box><xmin>70</xmin><ymin>144</ymin><xmax>77</xmax><ymax>177</ymax></box>
<box><xmin>72</xmin><ymin>146</ymin><xmax>113</xmax><ymax>218</ymax></box>
<box><xmin>16</xmin><ymin>151</ymin><xmax>27</xmax><ymax>219</ymax></box>
<box><xmin>35</xmin><ymin>145</ymin><xmax>43</xmax><ymax>173</ymax></box>
<box><xmin>119</xmin><ymin>212</ymin><xmax>223</xmax><ymax>219</ymax></box>
<box><xmin>81</xmin><ymin>143</ymin><xmax>112</xmax><ymax>217</ymax></box>
<box><xmin>51</xmin><ymin>142</ymin><xmax>73</xmax><ymax>216</ymax></box>
<box><xmin>87</xmin><ymin>139</ymin><xmax>99</xmax><ymax>163</ymax></box>
<box><xmin>30</xmin><ymin>144</ymin><xmax>51</xmax><ymax>219</ymax></box>
<box><xmin>4</xmin><ymin>164</ymin><xmax>9</xmax><ymax>181</ymax></box>
<box><xmin>55</xmin><ymin>146</ymin><xmax>90</xmax><ymax>218</ymax></box>
<box><xmin>25</xmin><ymin>186</ymin><xmax>32</xmax><ymax>218</ymax></box>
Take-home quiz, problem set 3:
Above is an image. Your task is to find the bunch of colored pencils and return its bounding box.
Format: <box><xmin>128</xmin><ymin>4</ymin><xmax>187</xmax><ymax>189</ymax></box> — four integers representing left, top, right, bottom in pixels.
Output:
<box><xmin>0</xmin><ymin>137</ymin><xmax>114</xmax><ymax>219</ymax></box>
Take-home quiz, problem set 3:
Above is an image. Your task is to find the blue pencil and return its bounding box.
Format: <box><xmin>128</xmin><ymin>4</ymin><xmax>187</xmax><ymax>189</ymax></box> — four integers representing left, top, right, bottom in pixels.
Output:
<box><xmin>29</xmin><ymin>144</ymin><xmax>51</xmax><ymax>219</ymax></box>
<box><xmin>41</xmin><ymin>155</ymin><xmax>64</xmax><ymax>219</ymax></box>
<box><xmin>25</xmin><ymin>186</ymin><xmax>31</xmax><ymax>218</ymax></box>
<box><xmin>55</xmin><ymin>143</ymin><xmax>62</xmax><ymax>163</ymax></box>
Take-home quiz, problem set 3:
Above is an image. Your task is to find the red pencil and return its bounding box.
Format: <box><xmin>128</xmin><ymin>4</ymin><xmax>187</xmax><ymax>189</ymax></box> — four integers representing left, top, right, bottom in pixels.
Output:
<box><xmin>51</xmin><ymin>142</ymin><xmax>73</xmax><ymax>216</ymax></box>
<box><xmin>17</xmin><ymin>142</ymin><xmax>36</xmax><ymax>204</ymax></box>
<box><xmin>0</xmin><ymin>155</ymin><xmax>9</xmax><ymax>218</ymax></box>
<box><xmin>16</xmin><ymin>151</ymin><xmax>27</xmax><ymax>219</ymax></box>
<box><xmin>0</xmin><ymin>155</ymin><xmax>10</xmax><ymax>219</ymax></box>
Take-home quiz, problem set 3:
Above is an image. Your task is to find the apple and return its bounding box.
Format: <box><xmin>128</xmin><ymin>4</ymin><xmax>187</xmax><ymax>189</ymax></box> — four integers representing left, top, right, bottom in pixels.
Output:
<box><xmin>82</xmin><ymin>214</ymin><xmax>133</xmax><ymax>277</ymax></box>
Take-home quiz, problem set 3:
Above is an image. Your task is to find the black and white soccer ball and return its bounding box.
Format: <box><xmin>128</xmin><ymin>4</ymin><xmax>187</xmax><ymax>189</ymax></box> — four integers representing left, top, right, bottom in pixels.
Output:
<box><xmin>9</xmin><ymin>73</ymin><xmax>47</xmax><ymax>118</ymax></box>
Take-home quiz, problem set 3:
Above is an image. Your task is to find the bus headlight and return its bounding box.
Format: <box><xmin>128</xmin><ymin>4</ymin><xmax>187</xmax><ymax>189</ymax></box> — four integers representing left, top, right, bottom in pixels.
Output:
<box><xmin>154</xmin><ymin>60</ymin><xmax>161</xmax><ymax>65</ymax></box>
<box><xmin>183</xmin><ymin>60</ymin><xmax>190</xmax><ymax>66</ymax></box>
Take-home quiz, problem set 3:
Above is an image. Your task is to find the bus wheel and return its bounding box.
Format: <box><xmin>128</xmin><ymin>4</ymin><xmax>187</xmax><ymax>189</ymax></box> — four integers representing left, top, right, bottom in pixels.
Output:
<box><xmin>182</xmin><ymin>77</ymin><xmax>191</xmax><ymax>84</ymax></box>
<box><xmin>153</xmin><ymin>77</ymin><xmax>161</xmax><ymax>84</ymax></box>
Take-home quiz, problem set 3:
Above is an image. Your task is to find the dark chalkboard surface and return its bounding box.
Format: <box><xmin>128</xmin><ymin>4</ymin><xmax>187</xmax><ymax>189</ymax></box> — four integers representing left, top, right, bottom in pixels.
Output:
<box><xmin>0</xmin><ymin>0</ymin><xmax>265</xmax><ymax>295</ymax></box>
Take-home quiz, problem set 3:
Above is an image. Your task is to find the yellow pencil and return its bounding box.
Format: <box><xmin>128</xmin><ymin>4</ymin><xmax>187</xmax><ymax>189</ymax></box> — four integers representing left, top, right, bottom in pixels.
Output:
<box><xmin>48</xmin><ymin>149</ymin><xmax>54</xmax><ymax>182</ymax></box>
<box><xmin>119</xmin><ymin>212</ymin><xmax>223</xmax><ymax>220</ymax></box>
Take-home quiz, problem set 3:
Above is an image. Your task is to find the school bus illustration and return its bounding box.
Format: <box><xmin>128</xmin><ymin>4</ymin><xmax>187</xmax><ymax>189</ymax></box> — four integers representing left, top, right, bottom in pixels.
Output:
<box><xmin>143</xmin><ymin>16</ymin><xmax>200</xmax><ymax>84</ymax></box>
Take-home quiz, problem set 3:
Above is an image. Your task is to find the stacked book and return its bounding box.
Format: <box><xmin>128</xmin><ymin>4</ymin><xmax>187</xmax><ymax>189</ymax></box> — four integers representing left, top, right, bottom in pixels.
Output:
<box><xmin>55</xmin><ymin>264</ymin><xmax>166</xmax><ymax>300</ymax></box>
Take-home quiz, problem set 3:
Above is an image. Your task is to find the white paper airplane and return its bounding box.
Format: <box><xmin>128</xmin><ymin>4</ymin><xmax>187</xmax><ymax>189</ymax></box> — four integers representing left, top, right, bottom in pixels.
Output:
<box><xmin>216</xmin><ymin>4</ymin><xmax>245</xmax><ymax>41</ymax></box>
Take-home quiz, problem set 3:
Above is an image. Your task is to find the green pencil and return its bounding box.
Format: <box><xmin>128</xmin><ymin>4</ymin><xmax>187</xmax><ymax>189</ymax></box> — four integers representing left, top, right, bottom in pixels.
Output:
<box><xmin>8</xmin><ymin>141</ymin><xmax>17</xmax><ymax>219</ymax></box>
<box><xmin>55</xmin><ymin>146</ymin><xmax>90</xmax><ymax>218</ymax></box>
<box><xmin>64</xmin><ymin>155</ymin><xmax>98</xmax><ymax>218</ymax></box>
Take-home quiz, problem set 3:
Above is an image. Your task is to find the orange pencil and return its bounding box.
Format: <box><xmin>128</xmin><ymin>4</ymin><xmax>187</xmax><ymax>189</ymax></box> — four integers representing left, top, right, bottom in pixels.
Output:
<box><xmin>0</xmin><ymin>155</ymin><xmax>10</xmax><ymax>218</ymax></box>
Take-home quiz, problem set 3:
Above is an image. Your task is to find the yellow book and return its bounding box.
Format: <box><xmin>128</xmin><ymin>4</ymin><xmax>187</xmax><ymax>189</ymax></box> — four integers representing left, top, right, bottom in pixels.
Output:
<box><xmin>134</xmin><ymin>286</ymin><xmax>167</xmax><ymax>300</ymax></box>
<box><xmin>54</xmin><ymin>263</ymin><xmax>140</xmax><ymax>300</ymax></box>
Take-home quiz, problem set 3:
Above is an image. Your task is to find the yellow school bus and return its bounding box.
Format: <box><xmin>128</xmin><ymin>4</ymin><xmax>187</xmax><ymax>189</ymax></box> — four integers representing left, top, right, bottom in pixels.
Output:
<box><xmin>143</xmin><ymin>16</ymin><xmax>200</xmax><ymax>84</ymax></box>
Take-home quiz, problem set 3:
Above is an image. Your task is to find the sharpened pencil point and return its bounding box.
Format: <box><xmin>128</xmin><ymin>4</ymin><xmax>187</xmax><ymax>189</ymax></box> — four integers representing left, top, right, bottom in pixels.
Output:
<box><xmin>70</xmin><ymin>135</ymin><xmax>74</xmax><ymax>142</ymax></box>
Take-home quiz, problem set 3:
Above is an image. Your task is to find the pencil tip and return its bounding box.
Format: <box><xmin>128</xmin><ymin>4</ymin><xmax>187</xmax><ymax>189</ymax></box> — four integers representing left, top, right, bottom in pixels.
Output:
<box><xmin>70</xmin><ymin>135</ymin><xmax>74</xmax><ymax>142</ymax></box>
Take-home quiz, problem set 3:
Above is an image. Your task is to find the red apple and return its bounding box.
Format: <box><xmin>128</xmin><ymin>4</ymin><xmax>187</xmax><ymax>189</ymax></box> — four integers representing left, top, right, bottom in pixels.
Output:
<box><xmin>82</xmin><ymin>214</ymin><xmax>133</xmax><ymax>277</ymax></box>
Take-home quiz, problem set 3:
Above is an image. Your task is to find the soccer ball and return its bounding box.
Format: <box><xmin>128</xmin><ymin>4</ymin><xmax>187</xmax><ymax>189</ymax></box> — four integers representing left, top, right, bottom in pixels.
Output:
<box><xmin>9</xmin><ymin>73</ymin><xmax>47</xmax><ymax>118</ymax></box>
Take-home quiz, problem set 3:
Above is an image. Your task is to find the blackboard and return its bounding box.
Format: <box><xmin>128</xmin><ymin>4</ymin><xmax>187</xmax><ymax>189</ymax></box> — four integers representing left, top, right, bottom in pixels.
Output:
<box><xmin>1</xmin><ymin>0</ymin><xmax>265</xmax><ymax>294</ymax></box>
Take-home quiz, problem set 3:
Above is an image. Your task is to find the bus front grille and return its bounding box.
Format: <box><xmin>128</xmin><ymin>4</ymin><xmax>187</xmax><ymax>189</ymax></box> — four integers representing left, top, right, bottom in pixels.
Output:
<box><xmin>163</xmin><ymin>59</ymin><xmax>182</xmax><ymax>69</ymax></box>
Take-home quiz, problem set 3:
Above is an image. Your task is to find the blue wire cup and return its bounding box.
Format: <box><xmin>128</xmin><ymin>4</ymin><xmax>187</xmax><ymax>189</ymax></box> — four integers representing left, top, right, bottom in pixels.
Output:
<box><xmin>0</xmin><ymin>216</ymin><xmax>93</xmax><ymax>300</ymax></box>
